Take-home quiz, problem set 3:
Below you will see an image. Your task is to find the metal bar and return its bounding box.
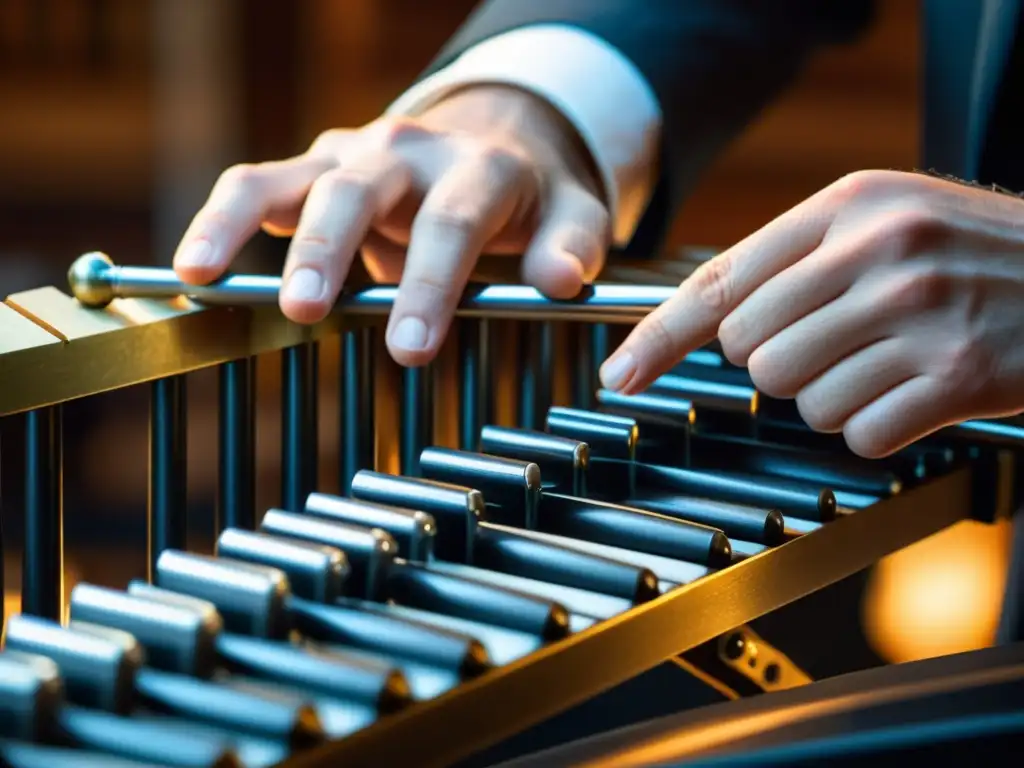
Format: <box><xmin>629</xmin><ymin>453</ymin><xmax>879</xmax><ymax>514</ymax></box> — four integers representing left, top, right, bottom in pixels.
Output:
<box><xmin>400</xmin><ymin>366</ymin><xmax>433</xmax><ymax>477</ymax></box>
<box><xmin>3</xmin><ymin>281</ymin><xmax>1020</xmax><ymax>453</ymax></box>
<box><xmin>458</xmin><ymin>319</ymin><xmax>490</xmax><ymax>452</ymax></box>
<box><xmin>572</xmin><ymin>323</ymin><xmax>596</xmax><ymax>409</ymax></box>
<box><xmin>22</xmin><ymin>405</ymin><xmax>63</xmax><ymax>619</ymax></box>
<box><xmin>67</xmin><ymin>253</ymin><xmax>675</xmax><ymax>321</ymax></box>
<box><xmin>281</xmin><ymin>343</ymin><xmax>319</xmax><ymax>512</ymax></box>
<box><xmin>148</xmin><ymin>376</ymin><xmax>188</xmax><ymax>582</ymax></box>
<box><xmin>281</xmin><ymin>466</ymin><xmax>974</xmax><ymax>768</ymax></box>
<box><xmin>340</xmin><ymin>327</ymin><xmax>376</xmax><ymax>495</ymax></box>
<box><xmin>518</xmin><ymin>321</ymin><xmax>554</xmax><ymax>430</ymax></box>
<box><xmin>216</xmin><ymin>357</ymin><xmax>256</xmax><ymax>531</ymax></box>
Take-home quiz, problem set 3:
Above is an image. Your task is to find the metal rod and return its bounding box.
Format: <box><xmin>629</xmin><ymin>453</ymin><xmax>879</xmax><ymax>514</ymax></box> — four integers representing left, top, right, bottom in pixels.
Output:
<box><xmin>458</xmin><ymin>319</ymin><xmax>492</xmax><ymax>452</ymax></box>
<box><xmin>518</xmin><ymin>322</ymin><xmax>554</xmax><ymax>430</ymax></box>
<box><xmin>217</xmin><ymin>357</ymin><xmax>256</xmax><ymax>531</ymax></box>
<box><xmin>340</xmin><ymin>327</ymin><xmax>376</xmax><ymax>495</ymax></box>
<box><xmin>573</xmin><ymin>323</ymin><xmax>596</xmax><ymax>409</ymax></box>
<box><xmin>281</xmin><ymin>343</ymin><xmax>318</xmax><ymax>512</ymax></box>
<box><xmin>67</xmin><ymin>253</ymin><xmax>675</xmax><ymax>323</ymax></box>
<box><xmin>148</xmin><ymin>376</ymin><xmax>188</xmax><ymax>582</ymax></box>
<box><xmin>400</xmin><ymin>366</ymin><xmax>433</xmax><ymax>477</ymax></box>
<box><xmin>22</xmin><ymin>405</ymin><xmax>63</xmax><ymax>619</ymax></box>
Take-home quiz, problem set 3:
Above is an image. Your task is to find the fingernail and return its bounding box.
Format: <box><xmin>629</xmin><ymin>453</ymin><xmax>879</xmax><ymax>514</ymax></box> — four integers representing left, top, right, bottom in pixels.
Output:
<box><xmin>282</xmin><ymin>268</ymin><xmax>325</xmax><ymax>303</ymax></box>
<box><xmin>600</xmin><ymin>351</ymin><xmax>637</xmax><ymax>391</ymax></box>
<box><xmin>391</xmin><ymin>316</ymin><xmax>429</xmax><ymax>352</ymax></box>
<box><xmin>175</xmin><ymin>239</ymin><xmax>216</xmax><ymax>269</ymax></box>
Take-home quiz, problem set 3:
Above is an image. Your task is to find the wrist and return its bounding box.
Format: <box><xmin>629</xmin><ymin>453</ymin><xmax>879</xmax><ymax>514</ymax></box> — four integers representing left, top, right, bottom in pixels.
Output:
<box><xmin>419</xmin><ymin>85</ymin><xmax>605</xmax><ymax>200</ymax></box>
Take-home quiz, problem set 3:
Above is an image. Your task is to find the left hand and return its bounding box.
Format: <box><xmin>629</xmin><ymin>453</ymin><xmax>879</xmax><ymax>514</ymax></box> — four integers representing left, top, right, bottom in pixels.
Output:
<box><xmin>599</xmin><ymin>170</ymin><xmax>1024</xmax><ymax>458</ymax></box>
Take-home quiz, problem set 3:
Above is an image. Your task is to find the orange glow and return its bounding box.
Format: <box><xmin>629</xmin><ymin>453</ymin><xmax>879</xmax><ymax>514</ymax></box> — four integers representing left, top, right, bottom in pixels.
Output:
<box><xmin>862</xmin><ymin>519</ymin><xmax>1011</xmax><ymax>664</ymax></box>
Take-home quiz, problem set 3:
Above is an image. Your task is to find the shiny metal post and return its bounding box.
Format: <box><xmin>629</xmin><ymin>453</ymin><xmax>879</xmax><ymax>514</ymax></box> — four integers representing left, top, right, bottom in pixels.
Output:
<box><xmin>217</xmin><ymin>356</ymin><xmax>256</xmax><ymax>531</ymax></box>
<box><xmin>148</xmin><ymin>375</ymin><xmax>188</xmax><ymax>582</ymax></box>
<box><xmin>340</xmin><ymin>327</ymin><xmax>376</xmax><ymax>495</ymax></box>
<box><xmin>22</xmin><ymin>405</ymin><xmax>64</xmax><ymax>619</ymax></box>
<box><xmin>281</xmin><ymin>343</ymin><xmax>319</xmax><ymax>512</ymax></box>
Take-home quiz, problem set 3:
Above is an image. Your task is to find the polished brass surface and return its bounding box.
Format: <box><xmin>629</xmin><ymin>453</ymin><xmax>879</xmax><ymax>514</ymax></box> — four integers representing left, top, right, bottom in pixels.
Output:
<box><xmin>282</xmin><ymin>467</ymin><xmax>973</xmax><ymax>768</ymax></box>
<box><xmin>0</xmin><ymin>301</ymin><xmax>65</xmax><ymax>393</ymax></box>
<box><xmin>0</xmin><ymin>286</ymin><xmax>348</xmax><ymax>416</ymax></box>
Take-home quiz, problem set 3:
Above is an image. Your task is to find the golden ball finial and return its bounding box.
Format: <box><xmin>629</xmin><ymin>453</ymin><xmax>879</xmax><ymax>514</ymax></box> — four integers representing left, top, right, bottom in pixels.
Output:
<box><xmin>67</xmin><ymin>251</ymin><xmax>116</xmax><ymax>308</ymax></box>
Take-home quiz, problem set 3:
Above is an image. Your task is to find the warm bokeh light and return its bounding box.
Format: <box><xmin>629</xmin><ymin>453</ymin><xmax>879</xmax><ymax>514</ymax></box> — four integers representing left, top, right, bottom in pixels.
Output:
<box><xmin>862</xmin><ymin>519</ymin><xmax>1012</xmax><ymax>664</ymax></box>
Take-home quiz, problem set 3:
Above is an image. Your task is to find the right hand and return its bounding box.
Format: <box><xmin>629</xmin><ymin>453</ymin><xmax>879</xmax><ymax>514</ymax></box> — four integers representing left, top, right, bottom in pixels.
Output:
<box><xmin>172</xmin><ymin>85</ymin><xmax>610</xmax><ymax>366</ymax></box>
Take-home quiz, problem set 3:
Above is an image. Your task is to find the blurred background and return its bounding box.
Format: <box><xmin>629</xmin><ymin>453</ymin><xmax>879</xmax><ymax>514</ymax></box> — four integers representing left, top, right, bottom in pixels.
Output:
<box><xmin>0</xmin><ymin>0</ymin><xmax>1012</xmax><ymax>679</ymax></box>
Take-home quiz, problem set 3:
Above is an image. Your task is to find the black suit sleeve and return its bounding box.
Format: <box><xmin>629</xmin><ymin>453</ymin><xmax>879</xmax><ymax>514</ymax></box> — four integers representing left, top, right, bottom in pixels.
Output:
<box><xmin>420</xmin><ymin>0</ymin><xmax>877</xmax><ymax>256</ymax></box>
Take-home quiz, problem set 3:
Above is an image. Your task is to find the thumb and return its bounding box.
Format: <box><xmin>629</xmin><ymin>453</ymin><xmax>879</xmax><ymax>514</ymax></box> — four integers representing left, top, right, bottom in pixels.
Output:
<box><xmin>520</xmin><ymin>180</ymin><xmax>610</xmax><ymax>298</ymax></box>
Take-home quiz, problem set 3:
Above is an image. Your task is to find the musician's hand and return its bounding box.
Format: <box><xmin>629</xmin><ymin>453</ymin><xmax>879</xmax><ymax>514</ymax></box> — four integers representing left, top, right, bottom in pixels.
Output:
<box><xmin>171</xmin><ymin>86</ymin><xmax>607</xmax><ymax>366</ymax></box>
<box><xmin>600</xmin><ymin>170</ymin><xmax>1024</xmax><ymax>458</ymax></box>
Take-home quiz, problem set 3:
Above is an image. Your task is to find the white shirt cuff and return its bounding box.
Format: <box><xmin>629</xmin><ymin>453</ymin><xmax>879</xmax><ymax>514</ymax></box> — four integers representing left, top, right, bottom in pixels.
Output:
<box><xmin>386</xmin><ymin>24</ymin><xmax>662</xmax><ymax>247</ymax></box>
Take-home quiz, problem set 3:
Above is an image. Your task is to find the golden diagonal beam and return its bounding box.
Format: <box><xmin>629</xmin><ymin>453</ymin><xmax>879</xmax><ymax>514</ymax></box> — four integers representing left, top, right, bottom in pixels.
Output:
<box><xmin>0</xmin><ymin>287</ymin><xmax>354</xmax><ymax>416</ymax></box>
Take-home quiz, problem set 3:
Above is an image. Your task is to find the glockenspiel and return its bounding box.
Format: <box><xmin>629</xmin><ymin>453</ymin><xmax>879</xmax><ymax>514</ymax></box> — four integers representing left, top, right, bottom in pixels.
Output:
<box><xmin>0</xmin><ymin>250</ymin><xmax>1020</xmax><ymax>768</ymax></box>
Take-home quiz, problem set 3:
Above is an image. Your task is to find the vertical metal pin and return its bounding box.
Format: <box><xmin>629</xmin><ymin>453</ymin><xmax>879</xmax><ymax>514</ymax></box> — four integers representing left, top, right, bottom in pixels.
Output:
<box><xmin>341</xmin><ymin>327</ymin><xmax>376</xmax><ymax>495</ymax></box>
<box><xmin>458</xmin><ymin>319</ymin><xmax>492</xmax><ymax>452</ymax></box>
<box><xmin>23</xmin><ymin>405</ymin><xmax>63</xmax><ymax>619</ymax></box>
<box><xmin>400</xmin><ymin>365</ymin><xmax>433</xmax><ymax>477</ymax></box>
<box><xmin>217</xmin><ymin>357</ymin><xmax>256</xmax><ymax>532</ymax></box>
<box><xmin>518</xmin><ymin>321</ymin><xmax>554</xmax><ymax>430</ymax></box>
<box><xmin>149</xmin><ymin>376</ymin><xmax>187</xmax><ymax>584</ymax></box>
<box><xmin>573</xmin><ymin>323</ymin><xmax>595</xmax><ymax>409</ymax></box>
<box><xmin>281</xmin><ymin>343</ymin><xmax>319</xmax><ymax>512</ymax></box>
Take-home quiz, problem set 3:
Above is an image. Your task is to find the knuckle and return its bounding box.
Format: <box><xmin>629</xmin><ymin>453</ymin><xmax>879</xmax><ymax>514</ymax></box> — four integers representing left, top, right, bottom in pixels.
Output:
<box><xmin>474</xmin><ymin>141</ymin><xmax>526</xmax><ymax>172</ymax></box>
<box><xmin>690</xmin><ymin>253</ymin><xmax>734</xmax><ymax>311</ymax></box>
<box><xmin>934</xmin><ymin>337</ymin><xmax>996</xmax><ymax>401</ymax></box>
<box><xmin>881</xmin><ymin>206</ymin><xmax>951</xmax><ymax>256</ymax></box>
<box><xmin>290</xmin><ymin>234</ymin><xmax>334</xmax><ymax>259</ymax></box>
<box><xmin>880</xmin><ymin>264</ymin><xmax>954</xmax><ymax>315</ymax></box>
<box><xmin>421</xmin><ymin>199</ymin><xmax>482</xmax><ymax>235</ymax></box>
<box><xmin>317</xmin><ymin>166</ymin><xmax>376</xmax><ymax>202</ymax></box>
<box><xmin>217</xmin><ymin>163</ymin><xmax>261</xmax><ymax>194</ymax></box>
<box><xmin>827</xmin><ymin>169</ymin><xmax>893</xmax><ymax>206</ymax></box>
<box><xmin>378</xmin><ymin>117</ymin><xmax>432</xmax><ymax>147</ymax></box>
<box><xmin>309</xmin><ymin>128</ymin><xmax>347</xmax><ymax>154</ymax></box>
<box><xmin>405</xmin><ymin>271</ymin><xmax>457</xmax><ymax>308</ymax></box>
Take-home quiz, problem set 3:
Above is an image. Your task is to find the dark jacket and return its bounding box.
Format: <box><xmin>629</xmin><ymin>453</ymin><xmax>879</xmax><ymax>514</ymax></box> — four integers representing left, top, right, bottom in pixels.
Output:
<box><xmin>421</xmin><ymin>0</ymin><xmax>1024</xmax><ymax>256</ymax></box>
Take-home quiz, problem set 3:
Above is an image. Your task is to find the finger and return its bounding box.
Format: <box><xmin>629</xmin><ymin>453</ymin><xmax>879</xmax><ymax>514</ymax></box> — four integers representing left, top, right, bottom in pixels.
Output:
<box><xmin>386</xmin><ymin>148</ymin><xmax>532</xmax><ymax>366</ymax></box>
<box><xmin>745</xmin><ymin>286</ymin><xmax>888</xmax><ymax>399</ymax></box>
<box><xmin>174</xmin><ymin>155</ymin><xmax>330</xmax><ymax>284</ymax></box>
<box><xmin>842</xmin><ymin>375</ymin><xmax>952</xmax><ymax>459</ymax></box>
<box><xmin>717</xmin><ymin>204</ymin><xmax>940</xmax><ymax>366</ymax></box>
<box><xmin>718</xmin><ymin>243</ymin><xmax>856</xmax><ymax>367</ymax></box>
<box><xmin>520</xmin><ymin>181</ymin><xmax>609</xmax><ymax>298</ymax></box>
<box><xmin>279</xmin><ymin>151</ymin><xmax>411</xmax><ymax>323</ymax></box>
<box><xmin>792</xmin><ymin>337</ymin><xmax>916</xmax><ymax>434</ymax></box>
<box><xmin>599</xmin><ymin>187</ymin><xmax>837</xmax><ymax>393</ymax></box>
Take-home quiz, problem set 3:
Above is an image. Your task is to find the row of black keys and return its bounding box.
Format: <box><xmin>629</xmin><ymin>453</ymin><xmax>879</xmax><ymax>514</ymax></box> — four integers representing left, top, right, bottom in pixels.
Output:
<box><xmin>0</xmin><ymin>403</ymin><xmax>906</xmax><ymax>768</ymax></box>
